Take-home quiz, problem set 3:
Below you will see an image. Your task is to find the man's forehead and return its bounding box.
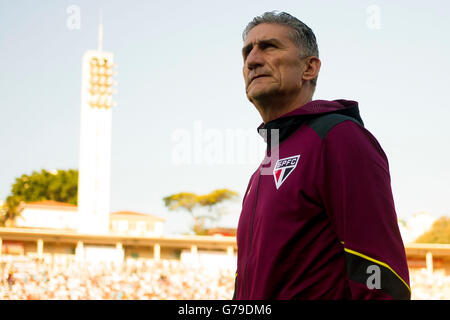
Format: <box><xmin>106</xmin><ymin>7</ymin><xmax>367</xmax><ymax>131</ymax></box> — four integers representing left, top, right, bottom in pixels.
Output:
<box><xmin>244</xmin><ymin>23</ymin><xmax>292</xmax><ymax>45</ymax></box>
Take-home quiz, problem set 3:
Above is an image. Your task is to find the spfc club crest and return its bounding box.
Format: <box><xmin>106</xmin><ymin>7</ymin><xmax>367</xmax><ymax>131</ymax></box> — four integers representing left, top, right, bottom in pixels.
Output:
<box><xmin>273</xmin><ymin>155</ymin><xmax>301</xmax><ymax>189</ymax></box>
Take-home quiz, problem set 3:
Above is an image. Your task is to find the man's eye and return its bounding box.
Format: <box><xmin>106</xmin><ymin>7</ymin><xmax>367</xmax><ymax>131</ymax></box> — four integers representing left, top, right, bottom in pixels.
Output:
<box><xmin>261</xmin><ymin>43</ymin><xmax>275</xmax><ymax>49</ymax></box>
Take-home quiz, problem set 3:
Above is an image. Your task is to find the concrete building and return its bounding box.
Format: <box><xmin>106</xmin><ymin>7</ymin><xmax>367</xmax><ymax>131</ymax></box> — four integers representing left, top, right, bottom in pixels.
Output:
<box><xmin>0</xmin><ymin>227</ymin><xmax>237</xmax><ymax>268</ymax></box>
<box><xmin>109</xmin><ymin>211</ymin><xmax>164</xmax><ymax>236</ymax></box>
<box><xmin>15</xmin><ymin>200</ymin><xmax>78</xmax><ymax>231</ymax></box>
<box><xmin>14</xmin><ymin>200</ymin><xmax>164</xmax><ymax>237</ymax></box>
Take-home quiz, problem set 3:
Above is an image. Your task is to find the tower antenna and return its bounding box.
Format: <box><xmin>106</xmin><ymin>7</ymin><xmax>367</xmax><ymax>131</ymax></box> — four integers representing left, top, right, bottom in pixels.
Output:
<box><xmin>98</xmin><ymin>10</ymin><xmax>103</xmax><ymax>52</ymax></box>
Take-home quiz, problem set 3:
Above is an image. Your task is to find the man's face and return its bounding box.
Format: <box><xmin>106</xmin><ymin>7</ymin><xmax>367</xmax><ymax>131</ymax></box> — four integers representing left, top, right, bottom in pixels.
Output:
<box><xmin>242</xmin><ymin>23</ymin><xmax>305</xmax><ymax>103</ymax></box>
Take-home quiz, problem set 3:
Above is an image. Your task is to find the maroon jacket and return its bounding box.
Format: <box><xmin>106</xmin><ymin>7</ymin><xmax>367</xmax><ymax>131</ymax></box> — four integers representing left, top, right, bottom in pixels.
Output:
<box><xmin>233</xmin><ymin>99</ymin><xmax>410</xmax><ymax>300</ymax></box>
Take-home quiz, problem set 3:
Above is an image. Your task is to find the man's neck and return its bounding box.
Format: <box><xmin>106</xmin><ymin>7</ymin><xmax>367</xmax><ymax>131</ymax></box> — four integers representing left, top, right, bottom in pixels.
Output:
<box><xmin>255</xmin><ymin>93</ymin><xmax>312</xmax><ymax>124</ymax></box>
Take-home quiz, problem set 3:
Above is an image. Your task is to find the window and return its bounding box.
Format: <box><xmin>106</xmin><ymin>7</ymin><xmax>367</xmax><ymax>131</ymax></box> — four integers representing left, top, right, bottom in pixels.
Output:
<box><xmin>118</xmin><ymin>220</ymin><xmax>128</xmax><ymax>232</ymax></box>
<box><xmin>137</xmin><ymin>221</ymin><xmax>147</xmax><ymax>234</ymax></box>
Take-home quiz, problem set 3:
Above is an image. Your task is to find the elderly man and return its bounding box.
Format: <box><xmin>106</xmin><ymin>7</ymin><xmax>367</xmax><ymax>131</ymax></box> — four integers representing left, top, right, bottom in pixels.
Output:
<box><xmin>233</xmin><ymin>11</ymin><xmax>410</xmax><ymax>300</ymax></box>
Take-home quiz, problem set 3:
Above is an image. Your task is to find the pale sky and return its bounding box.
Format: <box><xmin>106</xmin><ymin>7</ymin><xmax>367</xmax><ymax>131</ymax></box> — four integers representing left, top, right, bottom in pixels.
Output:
<box><xmin>1</xmin><ymin>0</ymin><xmax>450</xmax><ymax>234</ymax></box>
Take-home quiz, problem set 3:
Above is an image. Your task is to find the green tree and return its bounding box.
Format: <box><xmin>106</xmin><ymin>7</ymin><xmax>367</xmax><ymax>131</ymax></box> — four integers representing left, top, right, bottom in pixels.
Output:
<box><xmin>415</xmin><ymin>216</ymin><xmax>450</xmax><ymax>244</ymax></box>
<box><xmin>0</xmin><ymin>195</ymin><xmax>23</xmax><ymax>227</ymax></box>
<box><xmin>163</xmin><ymin>189</ymin><xmax>238</xmax><ymax>235</ymax></box>
<box><xmin>0</xmin><ymin>169</ymin><xmax>78</xmax><ymax>226</ymax></box>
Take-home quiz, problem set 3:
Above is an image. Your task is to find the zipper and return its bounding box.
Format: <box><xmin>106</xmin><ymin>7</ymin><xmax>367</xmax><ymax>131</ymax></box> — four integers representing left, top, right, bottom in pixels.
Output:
<box><xmin>242</xmin><ymin>166</ymin><xmax>262</xmax><ymax>298</ymax></box>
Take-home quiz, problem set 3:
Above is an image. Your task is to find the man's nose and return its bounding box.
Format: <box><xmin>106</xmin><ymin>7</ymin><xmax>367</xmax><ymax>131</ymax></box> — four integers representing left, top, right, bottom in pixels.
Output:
<box><xmin>245</xmin><ymin>48</ymin><xmax>264</xmax><ymax>70</ymax></box>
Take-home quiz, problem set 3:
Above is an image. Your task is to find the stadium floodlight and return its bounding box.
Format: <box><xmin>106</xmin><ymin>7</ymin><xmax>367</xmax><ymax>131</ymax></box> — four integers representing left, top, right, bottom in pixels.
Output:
<box><xmin>85</xmin><ymin>55</ymin><xmax>117</xmax><ymax>109</ymax></box>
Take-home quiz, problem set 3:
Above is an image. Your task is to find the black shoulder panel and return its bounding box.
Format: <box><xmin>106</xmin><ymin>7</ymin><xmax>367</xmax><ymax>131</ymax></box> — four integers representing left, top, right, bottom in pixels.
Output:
<box><xmin>306</xmin><ymin>113</ymin><xmax>364</xmax><ymax>140</ymax></box>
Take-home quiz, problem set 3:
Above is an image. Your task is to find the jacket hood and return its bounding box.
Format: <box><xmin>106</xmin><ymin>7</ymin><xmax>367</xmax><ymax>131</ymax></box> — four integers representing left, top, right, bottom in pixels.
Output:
<box><xmin>257</xmin><ymin>99</ymin><xmax>364</xmax><ymax>144</ymax></box>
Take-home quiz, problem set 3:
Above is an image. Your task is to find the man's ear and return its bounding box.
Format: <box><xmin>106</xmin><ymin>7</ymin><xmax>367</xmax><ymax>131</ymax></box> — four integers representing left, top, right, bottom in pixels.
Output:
<box><xmin>302</xmin><ymin>56</ymin><xmax>321</xmax><ymax>82</ymax></box>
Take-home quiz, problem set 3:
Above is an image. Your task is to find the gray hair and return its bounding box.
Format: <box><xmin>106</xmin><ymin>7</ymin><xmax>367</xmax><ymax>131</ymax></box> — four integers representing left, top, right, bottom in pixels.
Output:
<box><xmin>243</xmin><ymin>11</ymin><xmax>319</xmax><ymax>85</ymax></box>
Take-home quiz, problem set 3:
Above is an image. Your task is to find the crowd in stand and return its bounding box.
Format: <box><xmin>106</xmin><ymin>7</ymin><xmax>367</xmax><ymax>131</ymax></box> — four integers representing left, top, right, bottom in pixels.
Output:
<box><xmin>0</xmin><ymin>255</ymin><xmax>234</xmax><ymax>300</ymax></box>
<box><xmin>409</xmin><ymin>269</ymin><xmax>450</xmax><ymax>300</ymax></box>
<box><xmin>0</xmin><ymin>255</ymin><xmax>449</xmax><ymax>300</ymax></box>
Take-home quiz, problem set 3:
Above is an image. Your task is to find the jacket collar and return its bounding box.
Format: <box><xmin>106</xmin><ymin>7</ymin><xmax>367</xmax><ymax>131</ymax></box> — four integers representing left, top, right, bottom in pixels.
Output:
<box><xmin>257</xmin><ymin>99</ymin><xmax>363</xmax><ymax>145</ymax></box>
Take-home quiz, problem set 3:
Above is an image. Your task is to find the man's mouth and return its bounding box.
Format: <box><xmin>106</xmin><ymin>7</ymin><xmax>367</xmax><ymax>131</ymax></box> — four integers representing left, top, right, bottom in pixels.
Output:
<box><xmin>250</xmin><ymin>74</ymin><xmax>269</xmax><ymax>84</ymax></box>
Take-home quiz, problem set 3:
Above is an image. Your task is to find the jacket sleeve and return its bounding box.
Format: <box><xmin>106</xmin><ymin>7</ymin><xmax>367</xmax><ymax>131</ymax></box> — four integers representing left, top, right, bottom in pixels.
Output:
<box><xmin>317</xmin><ymin>121</ymin><xmax>411</xmax><ymax>300</ymax></box>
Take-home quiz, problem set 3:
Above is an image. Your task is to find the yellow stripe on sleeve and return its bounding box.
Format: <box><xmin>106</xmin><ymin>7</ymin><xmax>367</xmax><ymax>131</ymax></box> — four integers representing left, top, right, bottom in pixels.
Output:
<box><xmin>343</xmin><ymin>247</ymin><xmax>411</xmax><ymax>294</ymax></box>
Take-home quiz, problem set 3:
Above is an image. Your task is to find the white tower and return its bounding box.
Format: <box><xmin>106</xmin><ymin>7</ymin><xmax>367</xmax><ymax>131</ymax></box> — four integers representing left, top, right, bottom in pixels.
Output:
<box><xmin>77</xmin><ymin>19</ymin><xmax>117</xmax><ymax>234</ymax></box>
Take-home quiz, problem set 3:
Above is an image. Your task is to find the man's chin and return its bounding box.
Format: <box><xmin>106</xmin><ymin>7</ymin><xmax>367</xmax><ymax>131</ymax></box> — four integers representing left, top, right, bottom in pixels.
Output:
<box><xmin>247</xmin><ymin>87</ymin><xmax>278</xmax><ymax>102</ymax></box>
